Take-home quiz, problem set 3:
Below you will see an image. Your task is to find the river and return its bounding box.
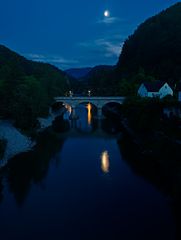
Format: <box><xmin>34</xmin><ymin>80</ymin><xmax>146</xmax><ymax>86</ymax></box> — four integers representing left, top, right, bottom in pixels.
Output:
<box><xmin>0</xmin><ymin>104</ymin><xmax>176</xmax><ymax>240</ymax></box>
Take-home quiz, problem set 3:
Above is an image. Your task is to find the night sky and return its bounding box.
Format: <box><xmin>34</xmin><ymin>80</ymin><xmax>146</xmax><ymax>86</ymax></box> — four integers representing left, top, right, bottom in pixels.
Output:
<box><xmin>0</xmin><ymin>0</ymin><xmax>179</xmax><ymax>69</ymax></box>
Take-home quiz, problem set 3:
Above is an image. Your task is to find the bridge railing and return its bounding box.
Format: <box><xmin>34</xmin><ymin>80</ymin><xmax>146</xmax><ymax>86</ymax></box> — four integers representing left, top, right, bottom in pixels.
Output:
<box><xmin>54</xmin><ymin>96</ymin><xmax>125</xmax><ymax>101</ymax></box>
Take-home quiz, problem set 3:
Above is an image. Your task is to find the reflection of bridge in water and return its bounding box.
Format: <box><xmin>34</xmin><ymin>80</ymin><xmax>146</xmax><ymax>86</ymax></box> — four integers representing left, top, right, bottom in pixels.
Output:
<box><xmin>60</xmin><ymin>127</ymin><xmax>122</xmax><ymax>139</ymax></box>
<box><xmin>54</xmin><ymin>96</ymin><xmax>125</xmax><ymax>119</ymax></box>
<box><xmin>61</xmin><ymin>107</ymin><xmax>122</xmax><ymax>139</ymax></box>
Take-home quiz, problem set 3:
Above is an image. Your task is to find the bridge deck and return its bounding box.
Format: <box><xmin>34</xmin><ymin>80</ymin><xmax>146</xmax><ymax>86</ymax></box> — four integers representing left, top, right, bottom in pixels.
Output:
<box><xmin>54</xmin><ymin>96</ymin><xmax>125</xmax><ymax>101</ymax></box>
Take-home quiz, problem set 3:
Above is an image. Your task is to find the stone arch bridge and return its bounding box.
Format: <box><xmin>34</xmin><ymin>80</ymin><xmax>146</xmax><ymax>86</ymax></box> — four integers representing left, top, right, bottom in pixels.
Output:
<box><xmin>54</xmin><ymin>96</ymin><xmax>125</xmax><ymax>118</ymax></box>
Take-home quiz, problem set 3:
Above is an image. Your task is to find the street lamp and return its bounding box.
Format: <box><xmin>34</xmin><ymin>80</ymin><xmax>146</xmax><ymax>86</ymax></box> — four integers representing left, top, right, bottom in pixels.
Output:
<box><xmin>69</xmin><ymin>90</ymin><xmax>73</xmax><ymax>97</ymax></box>
<box><xmin>88</xmin><ymin>90</ymin><xmax>91</xmax><ymax>97</ymax></box>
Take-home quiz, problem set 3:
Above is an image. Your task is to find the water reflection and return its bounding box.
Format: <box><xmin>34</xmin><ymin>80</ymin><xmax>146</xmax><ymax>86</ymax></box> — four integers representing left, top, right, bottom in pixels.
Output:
<box><xmin>101</xmin><ymin>151</ymin><xmax>110</xmax><ymax>173</ymax></box>
<box><xmin>0</xmin><ymin>177</ymin><xmax>3</xmax><ymax>203</ymax></box>
<box><xmin>75</xmin><ymin>104</ymin><xmax>97</xmax><ymax>133</ymax></box>
<box><xmin>87</xmin><ymin>103</ymin><xmax>92</xmax><ymax>125</ymax></box>
<box><xmin>0</xmin><ymin>130</ymin><xmax>65</xmax><ymax>206</ymax></box>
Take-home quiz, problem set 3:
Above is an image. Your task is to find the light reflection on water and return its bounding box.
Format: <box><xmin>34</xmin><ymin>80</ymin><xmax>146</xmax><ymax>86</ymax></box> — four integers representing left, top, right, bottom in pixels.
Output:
<box><xmin>87</xmin><ymin>103</ymin><xmax>92</xmax><ymax>126</ymax></box>
<box><xmin>101</xmin><ymin>151</ymin><xmax>110</xmax><ymax>173</ymax></box>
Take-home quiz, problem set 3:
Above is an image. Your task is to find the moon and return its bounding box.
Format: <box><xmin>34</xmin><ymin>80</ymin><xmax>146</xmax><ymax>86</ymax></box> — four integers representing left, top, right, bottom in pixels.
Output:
<box><xmin>104</xmin><ymin>10</ymin><xmax>110</xmax><ymax>17</ymax></box>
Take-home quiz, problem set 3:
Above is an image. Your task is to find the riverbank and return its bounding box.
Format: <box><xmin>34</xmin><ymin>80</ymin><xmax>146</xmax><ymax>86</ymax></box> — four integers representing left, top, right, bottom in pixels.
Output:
<box><xmin>0</xmin><ymin>107</ymin><xmax>66</xmax><ymax>168</ymax></box>
<box><xmin>38</xmin><ymin>108</ymin><xmax>66</xmax><ymax>130</ymax></box>
<box><xmin>105</xmin><ymin>104</ymin><xmax>181</xmax><ymax>200</ymax></box>
<box><xmin>0</xmin><ymin>120</ymin><xmax>35</xmax><ymax>168</ymax></box>
<box><xmin>104</xmin><ymin>103</ymin><xmax>181</xmax><ymax>238</ymax></box>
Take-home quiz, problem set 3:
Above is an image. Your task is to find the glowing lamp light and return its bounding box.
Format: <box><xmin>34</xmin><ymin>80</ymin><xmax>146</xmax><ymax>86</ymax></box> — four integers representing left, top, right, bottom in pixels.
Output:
<box><xmin>87</xmin><ymin>103</ymin><xmax>92</xmax><ymax>125</ymax></box>
<box><xmin>69</xmin><ymin>90</ymin><xmax>73</xmax><ymax>97</ymax></box>
<box><xmin>65</xmin><ymin>104</ymin><xmax>72</xmax><ymax>114</ymax></box>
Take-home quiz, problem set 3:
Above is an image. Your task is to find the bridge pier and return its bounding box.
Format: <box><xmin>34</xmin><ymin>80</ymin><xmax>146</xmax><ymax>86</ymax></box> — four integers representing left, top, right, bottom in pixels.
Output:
<box><xmin>97</xmin><ymin>107</ymin><xmax>103</xmax><ymax>119</ymax></box>
<box><xmin>97</xmin><ymin>106</ymin><xmax>106</xmax><ymax>120</ymax></box>
<box><xmin>97</xmin><ymin>118</ymin><xmax>102</xmax><ymax>130</ymax></box>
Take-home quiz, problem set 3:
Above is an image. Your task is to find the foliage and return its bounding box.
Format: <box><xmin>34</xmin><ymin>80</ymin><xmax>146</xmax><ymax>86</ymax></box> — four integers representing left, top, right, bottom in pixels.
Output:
<box><xmin>122</xmin><ymin>96</ymin><xmax>181</xmax><ymax>139</ymax></box>
<box><xmin>0</xmin><ymin>45</ymin><xmax>69</xmax><ymax>130</ymax></box>
<box><xmin>117</xmin><ymin>78</ymin><xmax>137</xmax><ymax>96</ymax></box>
<box><xmin>117</xmin><ymin>3</ymin><xmax>181</xmax><ymax>84</ymax></box>
<box><xmin>77</xmin><ymin>65</ymin><xmax>118</xmax><ymax>96</ymax></box>
<box><xmin>122</xmin><ymin>96</ymin><xmax>164</xmax><ymax>133</ymax></box>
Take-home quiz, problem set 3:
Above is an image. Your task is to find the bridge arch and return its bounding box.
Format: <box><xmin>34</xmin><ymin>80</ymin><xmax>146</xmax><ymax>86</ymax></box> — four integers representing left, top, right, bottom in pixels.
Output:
<box><xmin>54</xmin><ymin>96</ymin><xmax>125</xmax><ymax>119</ymax></box>
<box><xmin>74</xmin><ymin>101</ymin><xmax>99</xmax><ymax>109</ymax></box>
<box><xmin>102</xmin><ymin>102</ymin><xmax>123</xmax><ymax>118</ymax></box>
<box><xmin>102</xmin><ymin>101</ymin><xmax>122</xmax><ymax>107</ymax></box>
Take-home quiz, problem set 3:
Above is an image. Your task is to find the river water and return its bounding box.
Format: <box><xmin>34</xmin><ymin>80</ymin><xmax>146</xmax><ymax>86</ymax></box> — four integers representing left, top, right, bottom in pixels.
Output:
<box><xmin>0</xmin><ymin>104</ymin><xmax>176</xmax><ymax>240</ymax></box>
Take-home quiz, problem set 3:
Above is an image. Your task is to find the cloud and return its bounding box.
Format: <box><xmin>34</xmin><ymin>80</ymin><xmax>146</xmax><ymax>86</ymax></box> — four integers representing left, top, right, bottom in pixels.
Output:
<box><xmin>97</xmin><ymin>17</ymin><xmax>121</xmax><ymax>25</ymax></box>
<box><xmin>25</xmin><ymin>53</ymin><xmax>79</xmax><ymax>69</ymax></box>
<box><xmin>95</xmin><ymin>39</ymin><xmax>123</xmax><ymax>57</ymax></box>
<box><xmin>78</xmin><ymin>36</ymin><xmax>123</xmax><ymax>59</ymax></box>
<box><xmin>26</xmin><ymin>35</ymin><xmax>124</xmax><ymax>69</ymax></box>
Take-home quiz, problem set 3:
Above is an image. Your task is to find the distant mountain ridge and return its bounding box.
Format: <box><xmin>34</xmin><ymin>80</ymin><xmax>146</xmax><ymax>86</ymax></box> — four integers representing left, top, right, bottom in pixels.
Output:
<box><xmin>83</xmin><ymin>65</ymin><xmax>115</xmax><ymax>79</ymax></box>
<box><xmin>65</xmin><ymin>67</ymin><xmax>92</xmax><ymax>79</ymax></box>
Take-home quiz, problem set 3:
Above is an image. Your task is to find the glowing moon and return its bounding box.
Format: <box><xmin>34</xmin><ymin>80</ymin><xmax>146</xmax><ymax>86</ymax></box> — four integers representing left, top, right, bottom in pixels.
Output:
<box><xmin>104</xmin><ymin>10</ymin><xmax>110</xmax><ymax>17</ymax></box>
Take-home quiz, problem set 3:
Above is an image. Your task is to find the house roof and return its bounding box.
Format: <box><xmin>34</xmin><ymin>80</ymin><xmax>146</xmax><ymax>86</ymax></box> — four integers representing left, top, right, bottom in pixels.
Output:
<box><xmin>143</xmin><ymin>81</ymin><xmax>166</xmax><ymax>92</ymax></box>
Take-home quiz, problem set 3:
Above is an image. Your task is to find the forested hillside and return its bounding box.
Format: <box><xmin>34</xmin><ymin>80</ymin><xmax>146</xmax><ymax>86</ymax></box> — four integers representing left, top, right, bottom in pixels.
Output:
<box><xmin>117</xmin><ymin>2</ymin><xmax>181</xmax><ymax>84</ymax></box>
<box><xmin>0</xmin><ymin>45</ymin><xmax>69</xmax><ymax>130</ymax></box>
<box><xmin>81</xmin><ymin>65</ymin><xmax>117</xmax><ymax>96</ymax></box>
<box><xmin>65</xmin><ymin>68</ymin><xmax>92</xmax><ymax>79</ymax></box>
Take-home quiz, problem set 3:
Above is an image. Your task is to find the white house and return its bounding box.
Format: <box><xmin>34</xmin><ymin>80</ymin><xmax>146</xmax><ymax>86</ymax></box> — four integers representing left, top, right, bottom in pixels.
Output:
<box><xmin>138</xmin><ymin>81</ymin><xmax>173</xmax><ymax>99</ymax></box>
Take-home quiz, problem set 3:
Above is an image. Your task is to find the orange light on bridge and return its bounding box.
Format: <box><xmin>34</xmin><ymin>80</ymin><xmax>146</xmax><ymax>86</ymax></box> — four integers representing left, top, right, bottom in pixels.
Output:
<box><xmin>87</xmin><ymin>103</ymin><xmax>92</xmax><ymax>125</ymax></box>
<box><xmin>65</xmin><ymin>104</ymin><xmax>72</xmax><ymax>114</ymax></box>
<box><xmin>101</xmin><ymin>151</ymin><xmax>110</xmax><ymax>173</ymax></box>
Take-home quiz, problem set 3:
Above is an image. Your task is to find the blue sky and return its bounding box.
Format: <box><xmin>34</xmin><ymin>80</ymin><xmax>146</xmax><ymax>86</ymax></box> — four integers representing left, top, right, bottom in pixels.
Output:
<box><xmin>0</xmin><ymin>0</ymin><xmax>179</xmax><ymax>69</ymax></box>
